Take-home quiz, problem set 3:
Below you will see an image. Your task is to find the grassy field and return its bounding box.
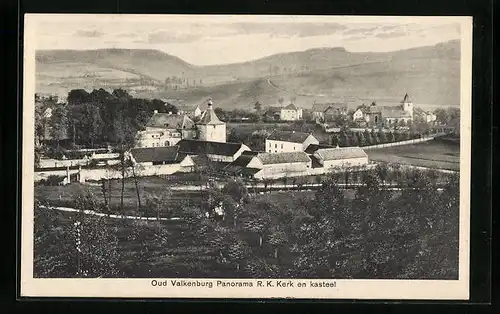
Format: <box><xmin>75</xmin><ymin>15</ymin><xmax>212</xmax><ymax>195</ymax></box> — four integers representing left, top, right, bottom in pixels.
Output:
<box><xmin>366</xmin><ymin>139</ymin><xmax>460</xmax><ymax>171</ymax></box>
<box><xmin>35</xmin><ymin>176</ymin><xmax>208</xmax><ymax>216</ymax></box>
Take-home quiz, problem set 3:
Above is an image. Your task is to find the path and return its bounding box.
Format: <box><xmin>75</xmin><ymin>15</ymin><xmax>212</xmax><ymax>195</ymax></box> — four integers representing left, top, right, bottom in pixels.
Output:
<box><xmin>38</xmin><ymin>205</ymin><xmax>183</xmax><ymax>222</ymax></box>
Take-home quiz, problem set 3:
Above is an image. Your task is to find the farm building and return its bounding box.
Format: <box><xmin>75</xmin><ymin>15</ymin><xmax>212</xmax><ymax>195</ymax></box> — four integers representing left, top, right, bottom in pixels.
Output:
<box><xmin>313</xmin><ymin>147</ymin><xmax>369</xmax><ymax>169</ymax></box>
<box><xmin>136</xmin><ymin>112</ymin><xmax>197</xmax><ymax>148</ymax></box>
<box><xmin>312</xmin><ymin>102</ymin><xmax>348</xmax><ymax>121</ymax></box>
<box><xmin>266</xmin><ymin>130</ymin><xmax>319</xmax><ymax>153</ymax></box>
<box><xmin>127</xmin><ymin>146</ymin><xmax>194</xmax><ymax>168</ymax></box>
<box><xmin>236</xmin><ymin>151</ymin><xmax>312</xmax><ymax>179</ymax></box>
<box><xmin>280</xmin><ymin>103</ymin><xmax>303</xmax><ymax>121</ymax></box>
<box><xmin>177</xmin><ymin>139</ymin><xmax>251</xmax><ymax>163</ymax></box>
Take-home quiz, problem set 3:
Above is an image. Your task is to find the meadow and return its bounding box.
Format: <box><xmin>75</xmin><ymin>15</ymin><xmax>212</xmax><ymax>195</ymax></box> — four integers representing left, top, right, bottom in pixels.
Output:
<box><xmin>366</xmin><ymin>139</ymin><xmax>460</xmax><ymax>171</ymax></box>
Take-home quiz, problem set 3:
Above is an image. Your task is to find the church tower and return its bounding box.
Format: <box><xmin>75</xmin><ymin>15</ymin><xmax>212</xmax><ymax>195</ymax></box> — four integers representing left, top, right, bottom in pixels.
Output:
<box><xmin>402</xmin><ymin>93</ymin><xmax>414</xmax><ymax>118</ymax></box>
<box><xmin>196</xmin><ymin>100</ymin><xmax>226</xmax><ymax>143</ymax></box>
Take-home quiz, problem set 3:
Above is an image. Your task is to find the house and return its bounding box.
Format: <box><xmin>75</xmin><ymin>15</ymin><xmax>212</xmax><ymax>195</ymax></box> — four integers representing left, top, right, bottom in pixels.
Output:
<box><xmin>312</xmin><ymin>102</ymin><xmax>347</xmax><ymax>121</ymax></box>
<box><xmin>196</xmin><ymin>100</ymin><xmax>226</xmax><ymax>143</ymax></box>
<box><xmin>313</xmin><ymin>147</ymin><xmax>369</xmax><ymax>169</ymax></box>
<box><xmin>136</xmin><ymin>111</ymin><xmax>197</xmax><ymax>148</ymax></box>
<box><xmin>414</xmin><ymin>108</ymin><xmax>437</xmax><ymax>123</ymax></box>
<box><xmin>177</xmin><ymin>139</ymin><xmax>251</xmax><ymax>163</ymax></box>
<box><xmin>352</xmin><ymin>108</ymin><xmax>365</xmax><ymax>121</ymax></box>
<box><xmin>128</xmin><ymin>146</ymin><xmax>195</xmax><ymax>168</ymax></box>
<box><xmin>176</xmin><ymin>104</ymin><xmax>203</xmax><ymax>118</ymax></box>
<box><xmin>266</xmin><ymin>131</ymin><xmax>319</xmax><ymax>153</ymax></box>
<box><xmin>280</xmin><ymin>103</ymin><xmax>303</xmax><ymax>121</ymax></box>
<box><xmin>245</xmin><ymin>151</ymin><xmax>312</xmax><ymax>178</ymax></box>
<box><xmin>323</xmin><ymin>104</ymin><xmax>348</xmax><ymax>121</ymax></box>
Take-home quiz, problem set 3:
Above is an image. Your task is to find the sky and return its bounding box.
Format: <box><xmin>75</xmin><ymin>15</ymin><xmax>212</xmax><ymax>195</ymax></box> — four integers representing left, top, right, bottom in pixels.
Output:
<box><xmin>28</xmin><ymin>14</ymin><xmax>463</xmax><ymax>66</ymax></box>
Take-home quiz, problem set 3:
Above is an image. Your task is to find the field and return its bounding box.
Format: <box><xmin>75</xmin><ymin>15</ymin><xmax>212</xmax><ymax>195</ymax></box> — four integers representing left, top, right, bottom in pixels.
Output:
<box><xmin>366</xmin><ymin>139</ymin><xmax>460</xmax><ymax>171</ymax></box>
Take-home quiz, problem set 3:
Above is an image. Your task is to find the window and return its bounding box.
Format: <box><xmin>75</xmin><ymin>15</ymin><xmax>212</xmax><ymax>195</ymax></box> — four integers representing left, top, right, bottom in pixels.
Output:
<box><xmin>275</xmin><ymin>144</ymin><xmax>277</xmax><ymax>148</ymax></box>
<box><xmin>281</xmin><ymin>144</ymin><xmax>283</xmax><ymax>149</ymax></box>
<box><xmin>293</xmin><ymin>146</ymin><xmax>295</xmax><ymax>150</ymax></box>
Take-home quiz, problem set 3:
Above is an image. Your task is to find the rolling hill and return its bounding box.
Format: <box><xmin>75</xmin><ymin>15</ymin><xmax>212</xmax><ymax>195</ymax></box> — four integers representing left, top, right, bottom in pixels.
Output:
<box><xmin>35</xmin><ymin>40</ymin><xmax>460</xmax><ymax>108</ymax></box>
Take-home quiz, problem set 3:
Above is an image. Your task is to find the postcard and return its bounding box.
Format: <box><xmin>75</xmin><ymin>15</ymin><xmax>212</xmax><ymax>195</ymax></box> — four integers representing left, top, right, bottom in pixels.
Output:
<box><xmin>21</xmin><ymin>14</ymin><xmax>472</xmax><ymax>299</ymax></box>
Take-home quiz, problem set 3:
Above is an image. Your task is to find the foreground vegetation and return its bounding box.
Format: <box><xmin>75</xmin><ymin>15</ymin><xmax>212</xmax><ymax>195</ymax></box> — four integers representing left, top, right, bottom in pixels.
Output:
<box><xmin>34</xmin><ymin>166</ymin><xmax>459</xmax><ymax>279</ymax></box>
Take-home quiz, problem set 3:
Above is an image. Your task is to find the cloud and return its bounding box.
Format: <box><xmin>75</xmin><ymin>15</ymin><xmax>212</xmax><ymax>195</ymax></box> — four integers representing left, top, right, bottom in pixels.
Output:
<box><xmin>116</xmin><ymin>32</ymin><xmax>138</xmax><ymax>38</ymax></box>
<box><xmin>147</xmin><ymin>31</ymin><xmax>203</xmax><ymax>43</ymax></box>
<box><xmin>342</xmin><ymin>26</ymin><xmax>379</xmax><ymax>36</ymax></box>
<box><xmin>75</xmin><ymin>29</ymin><xmax>104</xmax><ymax>37</ymax></box>
<box><xmin>374</xmin><ymin>30</ymin><xmax>407</xmax><ymax>39</ymax></box>
<box><xmin>229</xmin><ymin>22</ymin><xmax>347</xmax><ymax>38</ymax></box>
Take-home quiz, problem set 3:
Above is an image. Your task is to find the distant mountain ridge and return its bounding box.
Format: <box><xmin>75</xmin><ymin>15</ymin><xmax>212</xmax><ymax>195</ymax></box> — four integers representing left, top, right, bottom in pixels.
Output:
<box><xmin>35</xmin><ymin>39</ymin><xmax>460</xmax><ymax>108</ymax></box>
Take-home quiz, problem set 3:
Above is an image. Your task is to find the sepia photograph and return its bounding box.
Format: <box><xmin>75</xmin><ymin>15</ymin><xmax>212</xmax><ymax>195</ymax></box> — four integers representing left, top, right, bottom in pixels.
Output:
<box><xmin>21</xmin><ymin>14</ymin><xmax>472</xmax><ymax>299</ymax></box>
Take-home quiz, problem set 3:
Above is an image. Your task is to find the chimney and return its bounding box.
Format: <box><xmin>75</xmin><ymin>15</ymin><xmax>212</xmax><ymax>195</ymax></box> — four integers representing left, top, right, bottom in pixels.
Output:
<box><xmin>153</xmin><ymin>110</ymin><xmax>158</xmax><ymax>114</ymax></box>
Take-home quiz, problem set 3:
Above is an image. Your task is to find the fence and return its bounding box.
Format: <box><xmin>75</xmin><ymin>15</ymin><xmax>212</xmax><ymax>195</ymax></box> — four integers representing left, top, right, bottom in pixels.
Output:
<box><xmin>38</xmin><ymin>153</ymin><xmax>121</xmax><ymax>169</ymax></box>
<box><xmin>362</xmin><ymin>136</ymin><xmax>435</xmax><ymax>150</ymax></box>
<box><xmin>253</xmin><ymin>163</ymin><xmax>377</xmax><ymax>180</ymax></box>
<box><xmin>35</xmin><ymin>163</ymin><xmax>187</xmax><ymax>183</ymax></box>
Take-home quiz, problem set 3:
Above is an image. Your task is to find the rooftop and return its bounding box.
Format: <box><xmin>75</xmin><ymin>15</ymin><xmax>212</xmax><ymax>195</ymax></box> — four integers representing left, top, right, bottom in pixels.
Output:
<box><xmin>197</xmin><ymin>103</ymin><xmax>224</xmax><ymax>125</ymax></box>
<box><xmin>402</xmin><ymin>93</ymin><xmax>413</xmax><ymax>103</ymax></box>
<box><xmin>257</xmin><ymin>151</ymin><xmax>311</xmax><ymax>165</ymax></box>
<box><xmin>130</xmin><ymin>146</ymin><xmax>180</xmax><ymax>163</ymax></box>
<box><xmin>284</xmin><ymin>103</ymin><xmax>298</xmax><ymax>110</ymax></box>
<box><xmin>312</xmin><ymin>102</ymin><xmax>347</xmax><ymax>112</ymax></box>
<box><xmin>177</xmin><ymin>139</ymin><xmax>248</xmax><ymax>157</ymax></box>
<box><xmin>267</xmin><ymin>130</ymin><xmax>314</xmax><ymax>143</ymax></box>
<box><xmin>314</xmin><ymin>147</ymin><xmax>368</xmax><ymax>161</ymax></box>
<box><xmin>304</xmin><ymin>143</ymin><xmax>335</xmax><ymax>154</ymax></box>
<box><xmin>146</xmin><ymin>113</ymin><xmax>195</xmax><ymax>129</ymax></box>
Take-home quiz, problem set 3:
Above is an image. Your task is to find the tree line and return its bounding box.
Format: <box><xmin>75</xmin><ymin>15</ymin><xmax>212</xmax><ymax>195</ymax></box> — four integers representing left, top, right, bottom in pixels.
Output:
<box><xmin>331</xmin><ymin>129</ymin><xmax>428</xmax><ymax>147</ymax></box>
<box><xmin>34</xmin><ymin>164</ymin><xmax>459</xmax><ymax>279</ymax></box>
<box><xmin>35</xmin><ymin>88</ymin><xmax>179</xmax><ymax>152</ymax></box>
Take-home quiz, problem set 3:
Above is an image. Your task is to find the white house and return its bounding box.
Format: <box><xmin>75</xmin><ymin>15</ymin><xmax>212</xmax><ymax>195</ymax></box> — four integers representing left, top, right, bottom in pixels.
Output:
<box><xmin>280</xmin><ymin>103</ymin><xmax>303</xmax><ymax>121</ymax></box>
<box><xmin>245</xmin><ymin>151</ymin><xmax>312</xmax><ymax>178</ymax></box>
<box><xmin>313</xmin><ymin>147</ymin><xmax>369</xmax><ymax>169</ymax></box>
<box><xmin>352</xmin><ymin>108</ymin><xmax>365</xmax><ymax>121</ymax></box>
<box><xmin>266</xmin><ymin>131</ymin><xmax>319</xmax><ymax>153</ymax></box>
<box><xmin>177</xmin><ymin>139</ymin><xmax>251</xmax><ymax>163</ymax></box>
<box><xmin>196</xmin><ymin>100</ymin><xmax>226</xmax><ymax>143</ymax></box>
<box><xmin>136</xmin><ymin>112</ymin><xmax>197</xmax><ymax>148</ymax></box>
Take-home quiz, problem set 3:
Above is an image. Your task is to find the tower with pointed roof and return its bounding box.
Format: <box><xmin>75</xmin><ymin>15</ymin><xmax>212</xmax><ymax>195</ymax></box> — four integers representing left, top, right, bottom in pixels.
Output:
<box><xmin>402</xmin><ymin>93</ymin><xmax>414</xmax><ymax>119</ymax></box>
<box><xmin>196</xmin><ymin>100</ymin><xmax>226</xmax><ymax>143</ymax></box>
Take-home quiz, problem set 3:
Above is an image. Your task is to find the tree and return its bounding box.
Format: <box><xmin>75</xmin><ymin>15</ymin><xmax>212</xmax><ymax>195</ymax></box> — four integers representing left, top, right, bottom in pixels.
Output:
<box><xmin>72</xmin><ymin>190</ymin><xmax>121</xmax><ymax>277</ymax></box>
<box><xmin>278</xmin><ymin>96</ymin><xmax>285</xmax><ymax>106</ymax></box>
<box><xmin>49</xmin><ymin>106</ymin><xmax>69</xmax><ymax>149</ymax></box>
<box><xmin>268</xmin><ymin>226</ymin><xmax>288</xmax><ymax>259</ymax></box>
<box><xmin>67</xmin><ymin>89</ymin><xmax>90</xmax><ymax>106</ymax></box>
<box><xmin>254</xmin><ymin>101</ymin><xmax>262</xmax><ymax>113</ymax></box>
<box><xmin>386</xmin><ymin>131</ymin><xmax>395</xmax><ymax>143</ymax></box>
<box><xmin>357</xmin><ymin>132</ymin><xmax>366</xmax><ymax>146</ymax></box>
<box><xmin>378</xmin><ymin>130</ymin><xmax>387</xmax><ymax>144</ymax></box>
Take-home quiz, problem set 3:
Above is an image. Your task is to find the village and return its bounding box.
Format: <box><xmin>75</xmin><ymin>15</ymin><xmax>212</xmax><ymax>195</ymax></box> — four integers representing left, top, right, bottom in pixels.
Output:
<box><xmin>34</xmin><ymin>91</ymin><xmax>456</xmax><ymax>186</ymax></box>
